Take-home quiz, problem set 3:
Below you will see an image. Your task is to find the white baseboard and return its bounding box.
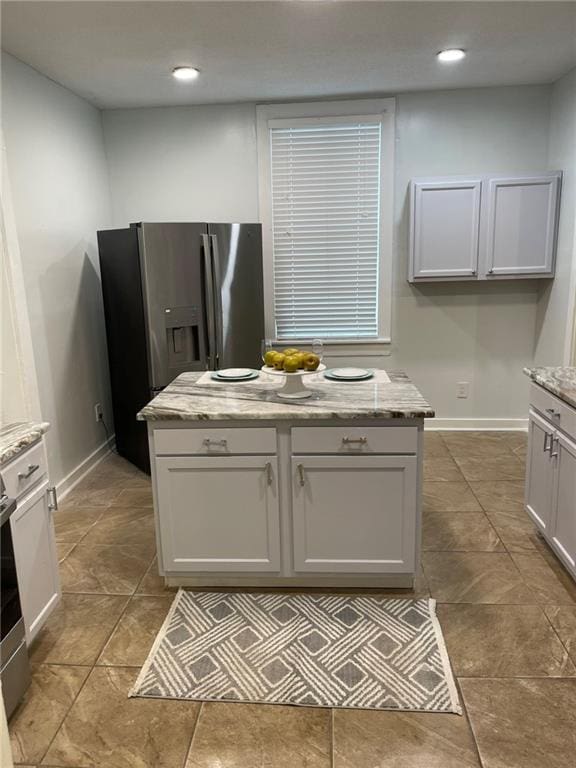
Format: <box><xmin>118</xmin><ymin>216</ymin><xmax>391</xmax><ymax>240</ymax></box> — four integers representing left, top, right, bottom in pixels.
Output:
<box><xmin>426</xmin><ymin>418</ymin><xmax>528</xmax><ymax>431</ymax></box>
<box><xmin>56</xmin><ymin>434</ymin><xmax>116</xmax><ymax>500</ymax></box>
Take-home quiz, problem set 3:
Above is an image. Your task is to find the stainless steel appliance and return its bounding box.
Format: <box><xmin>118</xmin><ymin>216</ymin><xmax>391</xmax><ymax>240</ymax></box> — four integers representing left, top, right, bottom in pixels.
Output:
<box><xmin>1</xmin><ymin>480</ymin><xmax>31</xmax><ymax>719</ymax></box>
<box><xmin>98</xmin><ymin>222</ymin><xmax>264</xmax><ymax>472</ymax></box>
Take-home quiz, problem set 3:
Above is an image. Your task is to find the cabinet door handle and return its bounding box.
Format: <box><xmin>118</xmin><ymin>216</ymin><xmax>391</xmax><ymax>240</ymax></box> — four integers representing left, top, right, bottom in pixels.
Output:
<box><xmin>202</xmin><ymin>438</ymin><xmax>228</xmax><ymax>449</ymax></box>
<box><xmin>297</xmin><ymin>463</ymin><xmax>305</xmax><ymax>486</ymax></box>
<box><xmin>545</xmin><ymin>408</ymin><xmax>560</xmax><ymax>420</ymax></box>
<box><xmin>47</xmin><ymin>486</ymin><xmax>58</xmax><ymax>512</ymax></box>
<box><xmin>543</xmin><ymin>432</ymin><xmax>551</xmax><ymax>453</ymax></box>
<box><xmin>550</xmin><ymin>436</ymin><xmax>559</xmax><ymax>459</ymax></box>
<box><xmin>342</xmin><ymin>436</ymin><xmax>367</xmax><ymax>445</ymax></box>
<box><xmin>18</xmin><ymin>463</ymin><xmax>40</xmax><ymax>480</ymax></box>
<box><xmin>265</xmin><ymin>462</ymin><xmax>273</xmax><ymax>485</ymax></box>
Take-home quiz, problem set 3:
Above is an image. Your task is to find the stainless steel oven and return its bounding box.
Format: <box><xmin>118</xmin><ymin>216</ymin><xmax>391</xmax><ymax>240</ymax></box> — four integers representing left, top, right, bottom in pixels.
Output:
<box><xmin>1</xmin><ymin>482</ymin><xmax>31</xmax><ymax>718</ymax></box>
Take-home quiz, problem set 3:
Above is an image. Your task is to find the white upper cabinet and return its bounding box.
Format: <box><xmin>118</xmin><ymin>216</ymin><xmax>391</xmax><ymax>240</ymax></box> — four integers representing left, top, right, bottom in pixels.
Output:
<box><xmin>409</xmin><ymin>172</ymin><xmax>561</xmax><ymax>282</ymax></box>
<box><xmin>409</xmin><ymin>179</ymin><xmax>481</xmax><ymax>280</ymax></box>
<box><xmin>484</xmin><ymin>175</ymin><xmax>560</xmax><ymax>277</ymax></box>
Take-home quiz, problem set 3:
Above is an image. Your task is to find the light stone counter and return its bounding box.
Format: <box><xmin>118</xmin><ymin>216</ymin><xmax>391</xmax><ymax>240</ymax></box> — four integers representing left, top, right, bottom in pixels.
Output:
<box><xmin>138</xmin><ymin>369</ymin><xmax>434</xmax><ymax>422</ymax></box>
<box><xmin>524</xmin><ymin>366</ymin><xmax>576</xmax><ymax>410</ymax></box>
<box><xmin>0</xmin><ymin>422</ymin><xmax>50</xmax><ymax>467</ymax></box>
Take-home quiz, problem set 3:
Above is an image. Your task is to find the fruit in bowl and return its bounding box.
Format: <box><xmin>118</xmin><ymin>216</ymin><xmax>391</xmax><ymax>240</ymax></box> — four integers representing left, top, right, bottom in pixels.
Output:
<box><xmin>282</xmin><ymin>348</ymin><xmax>300</xmax><ymax>357</ymax></box>
<box><xmin>272</xmin><ymin>353</ymin><xmax>286</xmax><ymax>370</ymax></box>
<box><xmin>264</xmin><ymin>350</ymin><xmax>279</xmax><ymax>367</ymax></box>
<box><xmin>283</xmin><ymin>355</ymin><xmax>301</xmax><ymax>373</ymax></box>
<box><xmin>303</xmin><ymin>353</ymin><xmax>320</xmax><ymax>371</ymax></box>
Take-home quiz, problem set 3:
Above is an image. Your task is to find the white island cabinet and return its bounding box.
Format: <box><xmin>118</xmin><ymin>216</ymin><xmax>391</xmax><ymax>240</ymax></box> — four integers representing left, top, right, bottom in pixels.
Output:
<box><xmin>524</xmin><ymin>368</ymin><xmax>576</xmax><ymax>581</ymax></box>
<box><xmin>139</xmin><ymin>371</ymin><xmax>434</xmax><ymax>589</ymax></box>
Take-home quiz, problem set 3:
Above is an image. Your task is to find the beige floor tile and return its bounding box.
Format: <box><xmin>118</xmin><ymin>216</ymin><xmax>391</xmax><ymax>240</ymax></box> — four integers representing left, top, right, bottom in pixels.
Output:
<box><xmin>44</xmin><ymin>667</ymin><xmax>200</xmax><ymax>768</ymax></box>
<box><xmin>9</xmin><ymin>665</ymin><xmax>89</xmax><ymax>765</ymax></box>
<box><xmin>467</xmin><ymin>481</ymin><xmax>526</xmax><ymax>514</ymax></box>
<box><xmin>30</xmin><ymin>594</ymin><xmax>129</xmax><ymax>665</ymax></box>
<box><xmin>97</xmin><ymin>594</ymin><xmax>173</xmax><ymax>666</ymax></box>
<box><xmin>423</xmin><ymin>457</ymin><xmax>465</xmax><ymax>482</ymax></box>
<box><xmin>423</xmin><ymin>432</ymin><xmax>451</xmax><ymax>458</ymax></box>
<box><xmin>56</xmin><ymin>542</ymin><xmax>77</xmax><ymax>562</ymax></box>
<box><xmin>437</xmin><ymin>604</ymin><xmax>575</xmax><ymax>677</ymax></box>
<box><xmin>510</xmin><ymin>552</ymin><xmax>576</xmax><ymax>605</ymax></box>
<box><xmin>53</xmin><ymin>506</ymin><xmax>105</xmax><ymax>543</ymax></box>
<box><xmin>443</xmin><ymin>432</ymin><xmax>513</xmax><ymax>458</ymax></box>
<box><xmin>460</xmin><ymin>678</ymin><xmax>576</xmax><ymax>768</ymax></box>
<box><xmin>422</xmin><ymin>552</ymin><xmax>534</xmax><ymax>604</ymax></box>
<box><xmin>186</xmin><ymin>702</ymin><xmax>331</xmax><ymax>768</ymax></box>
<box><xmin>333</xmin><ymin>708</ymin><xmax>480</xmax><ymax>768</ymax></box>
<box><xmin>453</xmin><ymin>456</ymin><xmax>525</xmax><ymax>482</ymax></box>
<box><xmin>497</xmin><ymin>431</ymin><xmax>527</xmax><ymax>450</ymax></box>
<box><xmin>136</xmin><ymin>557</ymin><xmax>177</xmax><ymax>596</ymax></box>
<box><xmin>423</xmin><ymin>512</ymin><xmax>504</xmax><ymax>552</ymax></box>
<box><xmin>544</xmin><ymin>606</ymin><xmax>576</xmax><ymax>664</ymax></box>
<box><xmin>485</xmin><ymin>510</ymin><xmax>540</xmax><ymax>552</ymax></box>
<box><xmin>114</xmin><ymin>487</ymin><xmax>154</xmax><ymax>506</ymax></box>
<box><xmin>78</xmin><ymin>506</ymin><xmax>156</xmax><ymax>555</ymax></box>
<box><xmin>423</xmin><ymin>482</ymin><xmax>482</xmax><ymax>513</ymax></box>
<box><xmin>59</xmin><ymin>543</ymin><xmax>152</xmax><ymax>595</ymax></box>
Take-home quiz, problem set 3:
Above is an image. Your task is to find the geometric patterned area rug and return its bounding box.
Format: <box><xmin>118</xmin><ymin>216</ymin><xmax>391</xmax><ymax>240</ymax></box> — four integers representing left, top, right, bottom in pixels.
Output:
<box><xmin>130</xmin><ymin>590</ymin><xmax>461</xmax><ymax>713</ymax></box>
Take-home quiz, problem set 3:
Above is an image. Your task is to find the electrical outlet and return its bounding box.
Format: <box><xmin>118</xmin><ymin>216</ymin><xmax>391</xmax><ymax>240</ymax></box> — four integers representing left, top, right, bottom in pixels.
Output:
<box><xmin>94</xmin><ymin>403</ymin><xmax>103</xmax><ymax>422</ymax></box>
<box><xmin>456</xmin><ymin>382</ymin><xmax>470</xmax><ymax>399</ymax></box>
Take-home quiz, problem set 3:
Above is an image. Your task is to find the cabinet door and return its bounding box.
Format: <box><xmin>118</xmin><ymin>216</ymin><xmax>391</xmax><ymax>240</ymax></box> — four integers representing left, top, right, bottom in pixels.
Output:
<box><xmin>156</xmin><ymin>456</ymin><xmax>280</xmax><ymax>572</ymax></box>
<box><xmin>292</xmin><ymin>456</ymin><xmax>417</xmax><ymax>573</ymax></box>
<box><xmin>484</xmin><ymin>174</ymin><xmax>560</xmax><ymax>277</ymax></box>
<box><xmin>550</xmin><ymin>432</ymin><xmax>576</xmax><ymax>575</ymax></box>
<box><xmin>410</xmin><ymin>179</ymin><xmax>481</xmax><ymax>280</ymax></box>
<box><xmin>525</xmin><ymin>409</ymin><xmax>555</xmax><ymax>533</ymax></box>
<box><xmin>11</xmin><ymin>482</ymin><xmax>61</xmax><ymax>643</ymax></box>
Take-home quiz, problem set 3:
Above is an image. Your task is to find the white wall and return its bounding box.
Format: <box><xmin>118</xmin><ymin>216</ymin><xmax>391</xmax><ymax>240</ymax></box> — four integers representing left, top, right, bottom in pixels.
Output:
<box><xmin>103</xmin><ymin>84</ymin><xmax>553</xmax><ymax>425</ymax></box>
<box><xmin>2</xmin><ymin>53</ymin><xmax>113</xmax><ymax>484</ymax></box>
<box><xmin>535</xmin><ymin>67</ymin><xmax>576</xmax><ymax>366</ymax></box>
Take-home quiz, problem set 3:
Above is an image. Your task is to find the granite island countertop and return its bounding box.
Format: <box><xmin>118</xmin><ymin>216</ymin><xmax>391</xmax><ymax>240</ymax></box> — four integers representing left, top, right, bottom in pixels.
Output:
<box><xmin>524</xmin><ymin>366</ymin><xmax>576</xmax><ymax>410</ymax></box>
<box><xmin>138</xmin><ymin>370</ymin><xmax>434</xmax><ymax>422</ymax></box>
<box><xmin>0</xmin><ymin>421</ymin><xmax>50</xmax><ymax>466</ymax></box>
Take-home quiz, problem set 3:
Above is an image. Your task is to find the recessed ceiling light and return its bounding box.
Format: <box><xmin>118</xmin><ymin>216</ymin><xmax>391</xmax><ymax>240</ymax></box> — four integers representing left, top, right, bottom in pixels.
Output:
<box><xmin>172</xmin><ymin>67</ymin><xmax>200</xmax><ymax>81</ymax></box>
<box><xmin>437</xmin><ymin>49</ymin><xmax>466</xmax><ymax>63</ymax></box>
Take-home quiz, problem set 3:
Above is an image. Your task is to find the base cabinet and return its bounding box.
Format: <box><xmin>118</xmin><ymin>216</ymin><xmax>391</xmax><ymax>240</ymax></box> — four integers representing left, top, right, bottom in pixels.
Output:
<box><xmin>291</xmin><ymin>456</ymin><xmax>416</xmax><ymax>573</ymax></box>
<box><xmin>11</xmin><ymin>481</ymin><xmax>61</xmax><ymax>643</ymax></box>
<box><xmin>525</xmin><ymin>390</ymin><xmax>576</xmax><ymax>580</ymax></box>
<box><xmin>156</xmin><ymin>455</ymin><xmax>280</xmax><ymax>572</ymax></box>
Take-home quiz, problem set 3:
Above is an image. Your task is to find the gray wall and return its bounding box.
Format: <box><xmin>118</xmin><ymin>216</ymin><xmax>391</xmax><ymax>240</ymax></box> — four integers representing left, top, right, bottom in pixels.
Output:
<box><xmin>103</xmin><ymin>84</ymin><xmax>553</xmax><ymax>424</ymax></box>
<box><xmin>2</xmin><ymin>53</ymin><xmax>113</xmax><ymax>484</ymax></box>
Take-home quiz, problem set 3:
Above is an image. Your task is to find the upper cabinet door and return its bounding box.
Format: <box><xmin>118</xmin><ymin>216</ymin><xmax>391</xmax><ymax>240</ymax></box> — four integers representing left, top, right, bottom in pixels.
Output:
<box><xmin>484</xmin><ymin>174</ymin><xmax>560</xmax><ymax>277</ymax></box>
<box><xmin>409</xmin><ymin>179</ymin><xmax>481</xmax><ymax>281</ymax></box>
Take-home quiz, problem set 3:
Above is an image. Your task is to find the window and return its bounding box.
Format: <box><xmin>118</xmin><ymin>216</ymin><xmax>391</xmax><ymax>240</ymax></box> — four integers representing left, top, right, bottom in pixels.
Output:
<box><xmin>257</xmin><ymin>100</ymin><xmax>395</xmax><ymax>344</ymax></box>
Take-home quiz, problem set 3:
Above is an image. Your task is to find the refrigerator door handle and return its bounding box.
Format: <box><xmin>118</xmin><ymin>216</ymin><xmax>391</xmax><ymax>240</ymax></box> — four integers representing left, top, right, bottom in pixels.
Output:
<box><xmin>201</xmin><ymin>233</ymin><xmax>216</xmax><ymax>370</ymax></box>
<box><xmin>210</xmin><ymin>234</ymin><xmax>224</xmax><ymax>369</ymax></box>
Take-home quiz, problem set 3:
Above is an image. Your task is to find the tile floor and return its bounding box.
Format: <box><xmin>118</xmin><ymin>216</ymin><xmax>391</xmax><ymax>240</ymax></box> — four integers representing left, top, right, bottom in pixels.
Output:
<box><xmin>8</xmin><ymin>431</ymin><xmax>576</xmax><ymax>767</ymax></box>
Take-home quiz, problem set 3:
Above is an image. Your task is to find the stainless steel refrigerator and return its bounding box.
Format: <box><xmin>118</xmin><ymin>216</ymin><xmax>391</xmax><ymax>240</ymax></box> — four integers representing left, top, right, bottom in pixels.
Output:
<box><xmin>98</xmin><ymin>222</ymin><xmax>264</xmax><ymax>472</ymax></box>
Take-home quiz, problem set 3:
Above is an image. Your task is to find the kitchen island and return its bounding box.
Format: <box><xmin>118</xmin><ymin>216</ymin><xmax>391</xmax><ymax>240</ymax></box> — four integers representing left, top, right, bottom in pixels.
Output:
<box><xmin>138</xmin><ymin>370</ymin><xmax>434</xmax><ymax>588</ymax></box>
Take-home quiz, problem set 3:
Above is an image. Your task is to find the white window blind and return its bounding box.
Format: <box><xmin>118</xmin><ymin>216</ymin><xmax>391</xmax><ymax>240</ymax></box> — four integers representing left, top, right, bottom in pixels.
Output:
<box><xmin>270</xmin><ymin>120</ymin><xmax>382</xmax><ymax>340</ymax></box>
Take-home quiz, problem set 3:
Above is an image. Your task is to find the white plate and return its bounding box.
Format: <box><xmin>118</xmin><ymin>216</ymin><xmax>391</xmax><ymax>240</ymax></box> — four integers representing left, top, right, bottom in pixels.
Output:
<box><xmin>215</xmin><ymin>368</ymin><xmax>254</xmax><ymax>379</ymax></box>
<box><xmin>328</xmin><ymin>368</ymin><xmax>371</xmax><ymax>380</ymax></box>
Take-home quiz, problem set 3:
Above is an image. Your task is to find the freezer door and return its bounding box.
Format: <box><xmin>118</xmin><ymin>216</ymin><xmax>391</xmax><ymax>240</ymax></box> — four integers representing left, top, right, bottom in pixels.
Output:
<box><xmin>138</xmin><ymin>223</ymin><xmax>209</xmax><ymax>387</ymax></box>
<box><xmin>208</xmin><ymin>223</ymin><xmax>264</xmax><ymax>369</ymax></box>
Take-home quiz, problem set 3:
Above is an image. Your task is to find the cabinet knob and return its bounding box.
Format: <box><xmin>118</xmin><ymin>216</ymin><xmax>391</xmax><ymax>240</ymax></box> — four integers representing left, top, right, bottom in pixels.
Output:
<box><xmin>18</xmin><ymin>463</ymin><xmax>39</xmax><ymax>481</ymax></box>
<box><xmin>202</xmin><ymin>438</ymin><xmax>228</xmax><ymax>449</ymax></box>
<box><xmin>550</xmin><ymin>436</ymin><xmax>559</xmax><ymax>459</ymax></box>
<box><xmin>545</xmin><ymin>408</ymin><xmax>560</xmax><ymax>420</ymax></box>
<box><xmin>47</xmin><ymin>486</ymin><xmax>58</xmax><ymax>512</ymax></box>
<box><xmin>297</xmin><ymin>463</ymin><xmax>305</xmax><ymax>486</ymax></box>
<box><xmin>342</xmin><ymin>436</ymin><xmax>368</xmax><ymax>445</ymax></box>
<box><xmin>265</xmin><ymin>462</ymin><xmax>273</xmax><ymax>485</ymax></box>
<box><xmin>543</xmin><ymin>432</ymin><xmax>552</xmax><ymax>453</ymax></box>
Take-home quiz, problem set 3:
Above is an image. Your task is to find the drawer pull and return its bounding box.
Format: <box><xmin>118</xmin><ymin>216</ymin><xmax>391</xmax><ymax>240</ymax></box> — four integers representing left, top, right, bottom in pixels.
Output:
<box><xmin>202</xmin><ymin>438</ymin><xmax>228</xmax><ymax>449</ymax></box>
<box><xmin>545</xmin><ymin>408</ymin><xmax>560</xmax><ymax>419</ymax></box>
<box><xmin>551</xmin><ymin>436</ymin><xmax>559</xmax><ymax>459</ymax></box>
<box><xmin>342</xmin><ymin>436</ymin><xmax>368</xmax><ymax>445</ymax></box>
<box><xmin>265</xmin><ymin>462</ymin><xmax>273</xmax><ymax>485</ymax></box>
<box><xmin>543</xmin><ymin>432</ymin><xmax>552</xmax><ymax>453</ymax></box>
<box><xmin>297</xmin><ymin>463</ymin><xmax>305</xmax><ymax>486</ymax></box>
<box><xmin>18</xmin><ymin>463</ymin><xmax>40</xmax><ymax>481</ymax></box>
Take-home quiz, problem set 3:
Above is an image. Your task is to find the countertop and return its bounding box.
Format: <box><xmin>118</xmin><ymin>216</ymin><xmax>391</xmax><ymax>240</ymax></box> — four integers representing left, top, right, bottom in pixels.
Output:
<box><xmin>0</xmin><ymin>421</ymin><xmax>50</xmax><ymax>467</ymax></box>
<box><xmin>524</xmin><ymin>366</ymin><xmax>576</xmax><ymax>410</ymax></box>
<box><xmin>137</xmin><ymin>369</ymin><xmax>434</xmax><ymax>422</ymax></box>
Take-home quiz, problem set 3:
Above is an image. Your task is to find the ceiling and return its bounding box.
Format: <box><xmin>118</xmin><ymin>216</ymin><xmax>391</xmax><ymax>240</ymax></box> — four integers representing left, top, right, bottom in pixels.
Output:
<box><xmin>2</xmin><ymin>1</ymin><xmax>576</xmax><ymax>109</ymax></box>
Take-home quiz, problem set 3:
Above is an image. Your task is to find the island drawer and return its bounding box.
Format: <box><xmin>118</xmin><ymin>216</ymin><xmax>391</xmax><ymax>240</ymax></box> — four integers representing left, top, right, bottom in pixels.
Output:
<box><xmin>291</xmin><ymin>426</ymin><xmax>418</xmax><ymax>455</ymax></box>
<box><xmin>1</xmin><ymin>441</ymin><xmax>48</xmax><ymax>500</ymax></box>
<box><xmin>531</xmin><ymin>384</ymin><xmax>576</xmax><ymax>438</ymax></box>
<box><xmin>154</xmin><ymin>427</ymin><xmax>277</xmax><ymax>456</ymax></box>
